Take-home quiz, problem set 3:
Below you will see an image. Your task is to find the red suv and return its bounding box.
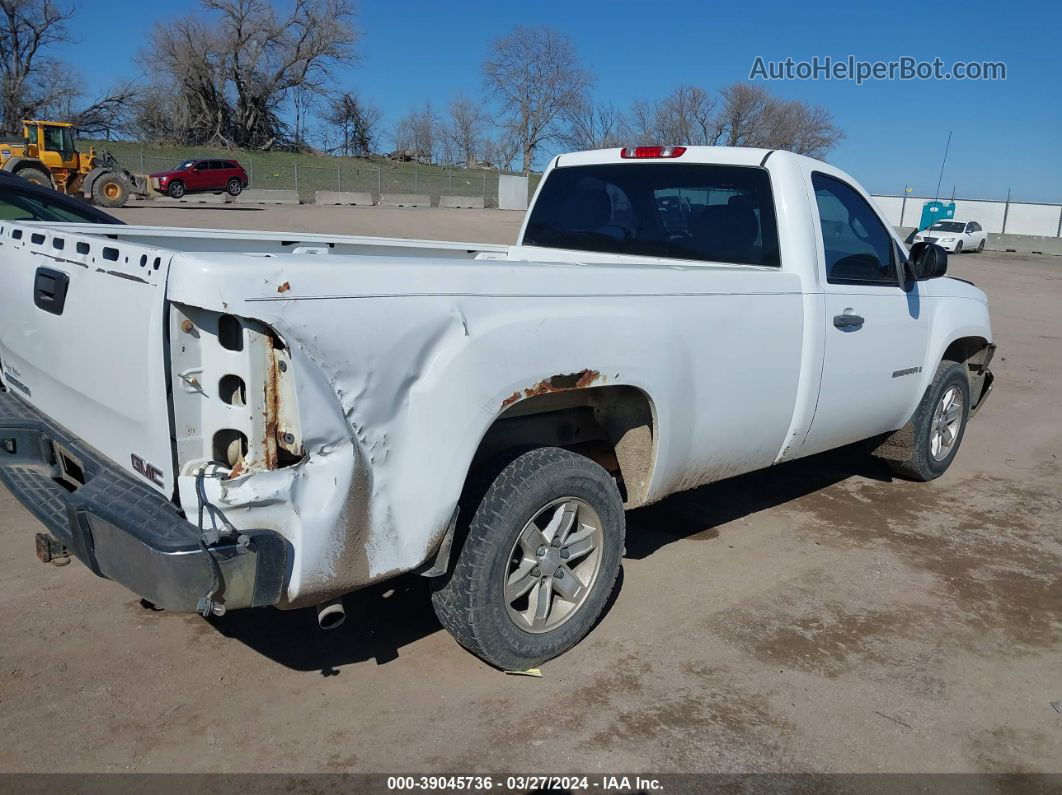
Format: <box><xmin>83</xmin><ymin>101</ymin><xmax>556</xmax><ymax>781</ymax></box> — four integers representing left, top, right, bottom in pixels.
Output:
<box><xmin>149</xmin><ymin>159</ymin><xmax>248</xmax><ymax>199</ymax></box>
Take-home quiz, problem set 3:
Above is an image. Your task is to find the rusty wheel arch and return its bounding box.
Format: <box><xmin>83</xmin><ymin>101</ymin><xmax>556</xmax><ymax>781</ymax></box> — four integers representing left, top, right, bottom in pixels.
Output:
<box><xmin>470</xmin><ymin>377</ymin><xmax>658</xmax><ymax>510</ymax></box>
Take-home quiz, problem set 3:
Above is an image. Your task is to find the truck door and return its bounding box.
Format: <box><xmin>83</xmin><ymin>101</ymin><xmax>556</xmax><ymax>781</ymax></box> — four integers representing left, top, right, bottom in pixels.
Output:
<box><xmin>800</xmin><ymin>171</ymin><xmax>930</xmax><ymax>457</ymax></box>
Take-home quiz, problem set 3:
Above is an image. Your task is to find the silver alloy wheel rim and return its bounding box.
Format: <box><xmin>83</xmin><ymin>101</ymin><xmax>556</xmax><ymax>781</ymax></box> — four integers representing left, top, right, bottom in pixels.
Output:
<box><xmin>504</xmin><ymin>497</ymin><xmax>604</xmax><ymax>634</ymax></box>
<box><xmin>930</xmin><ymin>385</ymin><xmax>963</xmax><ymax>461</ymax></box>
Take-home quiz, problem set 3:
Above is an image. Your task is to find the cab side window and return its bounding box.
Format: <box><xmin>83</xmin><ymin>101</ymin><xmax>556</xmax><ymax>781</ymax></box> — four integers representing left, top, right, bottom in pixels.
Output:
<box><xmin>812</xmin><ymin>172</ymin><xmax>897</xmax><ymax>286</ymax></box>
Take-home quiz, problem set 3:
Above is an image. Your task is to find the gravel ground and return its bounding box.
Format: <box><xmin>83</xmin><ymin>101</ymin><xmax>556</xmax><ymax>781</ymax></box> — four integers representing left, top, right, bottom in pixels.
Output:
<box><xmin>1</xmin><ymin>205</ymin><xmax>1059</xmax><ymax>775</ymax></box>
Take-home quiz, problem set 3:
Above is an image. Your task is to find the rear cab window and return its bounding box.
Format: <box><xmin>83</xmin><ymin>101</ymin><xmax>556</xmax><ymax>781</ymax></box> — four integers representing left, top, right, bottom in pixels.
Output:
<box><xmin>523</xmin><ymin>163</ymin><xmax>780</xmax><ymax>267</ymax></box>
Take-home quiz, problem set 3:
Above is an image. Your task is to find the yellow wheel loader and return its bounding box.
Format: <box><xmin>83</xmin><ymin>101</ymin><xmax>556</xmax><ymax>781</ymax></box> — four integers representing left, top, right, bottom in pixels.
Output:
<box><xmin>0</xmin><ymin>120</ymin><xmax>148</xmax><ymax>208</ymax></box>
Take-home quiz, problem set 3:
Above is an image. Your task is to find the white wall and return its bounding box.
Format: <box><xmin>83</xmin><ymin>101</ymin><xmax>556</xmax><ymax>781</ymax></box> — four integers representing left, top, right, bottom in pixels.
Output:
<box><xmin>951</xmin><ymin>200</ymin><xmax>1007</xmax><ymax>233</ymax></box>
<box><xmin>872</xmin><ymin>195</ymin><xmax>1061</xmax><ymax>237</ymax></box>
<box><xmin>1006</xmin><ymin>203</ymin><xmax>1062</xmax><ymax>237</ymax></box>
<box><xmin>872</xmin><ymin>195</ymin><xmax>906</xmax><ymax>227</ymax></box>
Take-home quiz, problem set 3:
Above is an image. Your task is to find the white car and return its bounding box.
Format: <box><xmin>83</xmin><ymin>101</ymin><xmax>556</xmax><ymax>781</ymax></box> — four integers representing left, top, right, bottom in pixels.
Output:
<box><xmin>0</xmin><ymin>146</ymin><xmax>995</xmax><ymax>669</ymax></box>
<box><xmin>913</xmin><ymin>220</ymin><xmax>987</xmax><ymax>254</ymax></box>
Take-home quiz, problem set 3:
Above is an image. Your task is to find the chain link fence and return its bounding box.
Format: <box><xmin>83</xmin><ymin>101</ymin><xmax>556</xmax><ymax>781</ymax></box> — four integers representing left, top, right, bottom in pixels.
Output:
<box><xmin>126</xmin><ymin>148</ymin><xmax>536</xmax><ymax>206</ymax></box>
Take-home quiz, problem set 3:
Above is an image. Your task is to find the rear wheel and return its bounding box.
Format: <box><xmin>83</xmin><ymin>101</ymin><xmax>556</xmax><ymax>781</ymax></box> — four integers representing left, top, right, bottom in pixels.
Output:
<box><xmin>226</xmin><ymin>178</ymin><xmax>243</xmax><ymax>196</ymax></box>
<box><xmin>977</xmin><ymin>239</ymin><xmax>985</xmax><ymax>253</ymax></box>
<box><xmin>167</xmin><ymin>180</ymin><xmax>186</xmax><ymax>199</ymax></box>
<box><xmin>91</xmin><ymin>173</ymin><xmax>129</xmax><ymax>208</ymax></box>
<box><xmin>13</xmin><ymin>166</ymin><xmax>52</xmax><ymax>188</ymax></box>
<box><xmin>432</xmin><ymin>447</ymin><xmax>625</xmax><ymax>670</ymax></box>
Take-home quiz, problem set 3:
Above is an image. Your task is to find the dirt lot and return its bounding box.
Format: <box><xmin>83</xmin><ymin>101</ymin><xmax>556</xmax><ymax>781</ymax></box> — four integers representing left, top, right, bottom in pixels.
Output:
<box><xmin>1</xmin><ymin>205</ymin><xmax>1060</xmax><ymax>774</ymax></box>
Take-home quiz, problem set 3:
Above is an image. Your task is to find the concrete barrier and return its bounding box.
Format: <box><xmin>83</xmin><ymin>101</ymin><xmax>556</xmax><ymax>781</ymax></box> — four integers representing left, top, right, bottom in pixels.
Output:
<box><xmin>379</xmin><ymin>194</ymin><xmax>431</xmax><ymax>208</ymax></box>
<box><xmin>439</xmin><ymin>195</ymin><xmax>485</xmax><ymax>209</ymax></box>
<box><xmin>894</xmin><ymin>226</ymin><xmax>1062</xmax><ymax>256</ymax></box>
<box><xmin>152</xmin><ymin>193</ymin><xmax>230</xmax><ymax>205</ymax></box>
<box><xmin>235</xmin><ymin>189</ymin><xmax>300</xmax><ymax>205</ymax></box>
<box><xmin>314</xmin><ymin>191</ymin><xmax>375</xmax><ymax>206</ymax></box>
<box><xmin>986</xmin><ymin>233</ymin><xmax>1062</xmax><ymax>256</ymax></box>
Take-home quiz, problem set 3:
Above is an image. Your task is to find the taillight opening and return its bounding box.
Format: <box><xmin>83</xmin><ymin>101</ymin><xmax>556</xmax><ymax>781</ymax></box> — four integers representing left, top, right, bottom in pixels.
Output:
<box><xmin>619</xmin><ymin>146</ymin><xmax>687</xmax><ymax>159</ymax></box>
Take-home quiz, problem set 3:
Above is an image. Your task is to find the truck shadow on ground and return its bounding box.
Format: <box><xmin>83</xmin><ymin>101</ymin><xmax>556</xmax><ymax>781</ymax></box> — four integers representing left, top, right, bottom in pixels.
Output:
<box><xmin>624</xmin><ymin>442</ymin><xmax>892</xmax><ymax>558</ymax></box>
<box><xmin>206</xmin><ymin>442</ymin><xmax>892</xmax><ymax>672</ymax></box>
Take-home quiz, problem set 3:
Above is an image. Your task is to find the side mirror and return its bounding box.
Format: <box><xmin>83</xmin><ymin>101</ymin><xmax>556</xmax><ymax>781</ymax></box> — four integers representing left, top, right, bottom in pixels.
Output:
<box><xmin>908</xmin><ymin>241</ymin><xmax>948</xmax><ymax>280</ymax></box>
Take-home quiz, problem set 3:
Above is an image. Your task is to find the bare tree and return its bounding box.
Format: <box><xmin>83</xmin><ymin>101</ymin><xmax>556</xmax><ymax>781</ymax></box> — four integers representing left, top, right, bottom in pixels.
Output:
<box><xmin>442</xmin><ymin>93</ymin><xmax>490</xmax><ymax>168</ymax></box>
<box><xmin>655</xmin><ymin>85</ymin><xmax>718</xmax><ymax>145</ymax></box>
<box><xmin>68</xmin><ymin>81</ymin><xmax>140</xmax><ymax>139</ymax></box>
<box><xmin>292</xmin><ymin>85</ymin><xmax>318</xmax><ymax>151</ymax></box>
<box><xmin>145</xmin><ymin>0</ymin><xmax>358</xmax><ymax>149</ymax></box>
<box><xmin>130</xmin><ymin>81</ymin><xmax>195</xmax><ymax>143</ymax></box>
<box><xmin>0</xmin><ymin>0</ymin><xmax>76</xmax><ymax>134</ymax></box>
<box><xmin>717</xmin><ymin>83</ymin><xmax>772</xmax><ymax>147</ymax></box>
<box><xmin>620</xmin><ymin>86</ymin><xmax>718</xmax><ymax>146</ymax></box>
<box><xmin>622</xmin><ymin>99</ymin><xmax>656</xmax><ymax>145</ymax></box>
<box><xmin>623</xmin><ymin>82</ymin><xmax>843</xmax><ymax>158</ymax></box>
<box><xmin>392</xmin><ymin>101</ymin><xmax>438</xmax><ymax>163</ymax></box>
<box><xmin>754</xmin><ymin>99</ymin><xmax>843</xmax><ymax>158</ymax></box>
<box><xmin>481</xmin><ymin>132</ymin><xmax>519</xmax><ymax>172</ymax></box>
<box><xmin>717</xmin><ymin>82</ymin><xmax>843</xmax><ymax>157</ymax></box>
<box><xmin>483</xmin><ymin>25</ymin><xmax>592</xmax><ymax>175</ymax></box>
<box><xmin>323</xmin><ymin>90</ymin><xmax>380</xmax><ymax>157</ymax></box>
<box><xmin>559</xmin><ymin>97</ymin><xmax>621</xmax><ymax>151</ymax></box>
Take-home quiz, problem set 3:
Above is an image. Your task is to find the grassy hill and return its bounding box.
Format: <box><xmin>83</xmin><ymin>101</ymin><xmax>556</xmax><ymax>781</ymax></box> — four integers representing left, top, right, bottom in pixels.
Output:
<box><xmin>85</xmin><ymin>139</ymin><xmax>539</xmax><ymax>204</ymax></box>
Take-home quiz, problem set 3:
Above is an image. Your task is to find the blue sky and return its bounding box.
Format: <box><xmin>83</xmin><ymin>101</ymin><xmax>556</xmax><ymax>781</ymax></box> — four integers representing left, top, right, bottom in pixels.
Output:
<box><xmin>70</xmin><ymin>0</ymin><xmax>1061</xmax><ymax>201</ymax></box>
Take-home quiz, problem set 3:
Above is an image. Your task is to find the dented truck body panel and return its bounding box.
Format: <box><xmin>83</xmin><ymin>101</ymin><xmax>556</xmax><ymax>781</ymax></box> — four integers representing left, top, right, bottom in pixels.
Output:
<box><xmin>0</xmin><ymin>147</ymin><xmax>994</xmax><ymax>614</ymax></box>
<box><xmin>160</xmin><ymin>249</ymin><xmax>805</xmax><ymax>606</ymax></box>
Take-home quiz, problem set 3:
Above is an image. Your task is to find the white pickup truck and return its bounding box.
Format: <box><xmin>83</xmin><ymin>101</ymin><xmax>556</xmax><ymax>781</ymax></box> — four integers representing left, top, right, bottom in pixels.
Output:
<box><xmin>0</xmin><ymin>146</ymin><xmax>994</xmax><ymax>669</ymax></box>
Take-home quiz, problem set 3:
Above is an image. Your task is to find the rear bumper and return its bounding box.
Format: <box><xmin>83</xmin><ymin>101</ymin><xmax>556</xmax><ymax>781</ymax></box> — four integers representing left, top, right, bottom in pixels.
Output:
<box><xmin>0</xmin><ymin>388</ymin><xmax>288</xmax><ymax>612</ymax></box>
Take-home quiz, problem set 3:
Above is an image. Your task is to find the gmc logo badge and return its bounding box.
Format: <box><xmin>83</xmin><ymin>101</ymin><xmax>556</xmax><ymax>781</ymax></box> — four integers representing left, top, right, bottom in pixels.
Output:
<box><xmin>131</xmin><ymin>453</ymin><xmax>164</xmax><ymax>487</ymax></box>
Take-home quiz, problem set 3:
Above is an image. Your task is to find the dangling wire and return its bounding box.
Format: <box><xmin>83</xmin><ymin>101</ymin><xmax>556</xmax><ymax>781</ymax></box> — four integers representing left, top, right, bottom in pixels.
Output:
<box><xmin>194</xmin><ymin>466</ymin><xmax>237</xmax><ymax>617</ymax></box>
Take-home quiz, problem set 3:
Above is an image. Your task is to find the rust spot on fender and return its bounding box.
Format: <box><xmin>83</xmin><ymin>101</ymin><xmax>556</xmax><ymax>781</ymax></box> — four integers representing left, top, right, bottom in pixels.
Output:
<box><xmin>500</xmin><ymin>370</ymin><xmax>602</xmax><ymax>411</ymax></box>
<box><xmin>524</xmin><ymin>369</ymin><xmax>601</xmax><ymax>398</ymax></box>
<box><xmin>277</xmin><ymin>281</ymin><xmax>291</xmax><ymax>293</ymax></box>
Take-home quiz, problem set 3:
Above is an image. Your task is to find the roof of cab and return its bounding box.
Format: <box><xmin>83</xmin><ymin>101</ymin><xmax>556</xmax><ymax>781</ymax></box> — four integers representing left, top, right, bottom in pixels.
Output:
<box><xmin>554</xmin><ymin>145</ymin><xmax>777</xmax><ymax>168</ymax></box>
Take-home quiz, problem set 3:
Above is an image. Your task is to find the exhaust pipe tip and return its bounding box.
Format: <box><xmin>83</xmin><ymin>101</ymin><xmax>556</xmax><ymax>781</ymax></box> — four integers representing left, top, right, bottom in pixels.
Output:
<box><xmin>316</xmin><ymin>598</ymin><xmax>346</xmax><ymax>630</ymax></box>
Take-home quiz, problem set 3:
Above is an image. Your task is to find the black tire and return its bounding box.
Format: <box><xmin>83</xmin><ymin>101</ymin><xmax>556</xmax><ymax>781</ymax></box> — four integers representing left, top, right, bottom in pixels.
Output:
<box><xmin>226</xmin><ymin>178</ymin><xmax>243</xmax><ymax>196</ymax></box>
<box><xmin>977</xmin><ymin>239</ymin><xmax>985</xmax><ymax>253</ymax></box>
<box><xmin>886</xmin><ymin>361</ymin><xmax>971</xmax><ymax>481</ymax></box>
<box><xmin>91</xmin><ymin>173</ymin><xmax>129</xmax><ymax>208</ymax></box>
<box><xmin>14</xmin><ymin>166</ymin><xmax>52</xmax><ymax>188</ymax></box>
<box><xmin>432</xmin><ymin>447</ymin><xmax>625</xmax><ymax>670</ymax></box>
<box><xmin>954</xmin><ymin>241</ymin><xmax>963</xmax><ymax>254</ymax></box>
<box><xmin>167</xmin><ymin>180</ymin><xmax>186</xmax><ymax>199</ymax></box>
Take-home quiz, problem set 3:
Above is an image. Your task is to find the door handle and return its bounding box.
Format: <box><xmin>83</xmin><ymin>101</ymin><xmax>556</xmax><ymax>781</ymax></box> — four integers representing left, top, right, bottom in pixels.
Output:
<box><xmin>833</xmin><ymin>313</ymin><xmax>864</xmax><ymax>329</ymax></box>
